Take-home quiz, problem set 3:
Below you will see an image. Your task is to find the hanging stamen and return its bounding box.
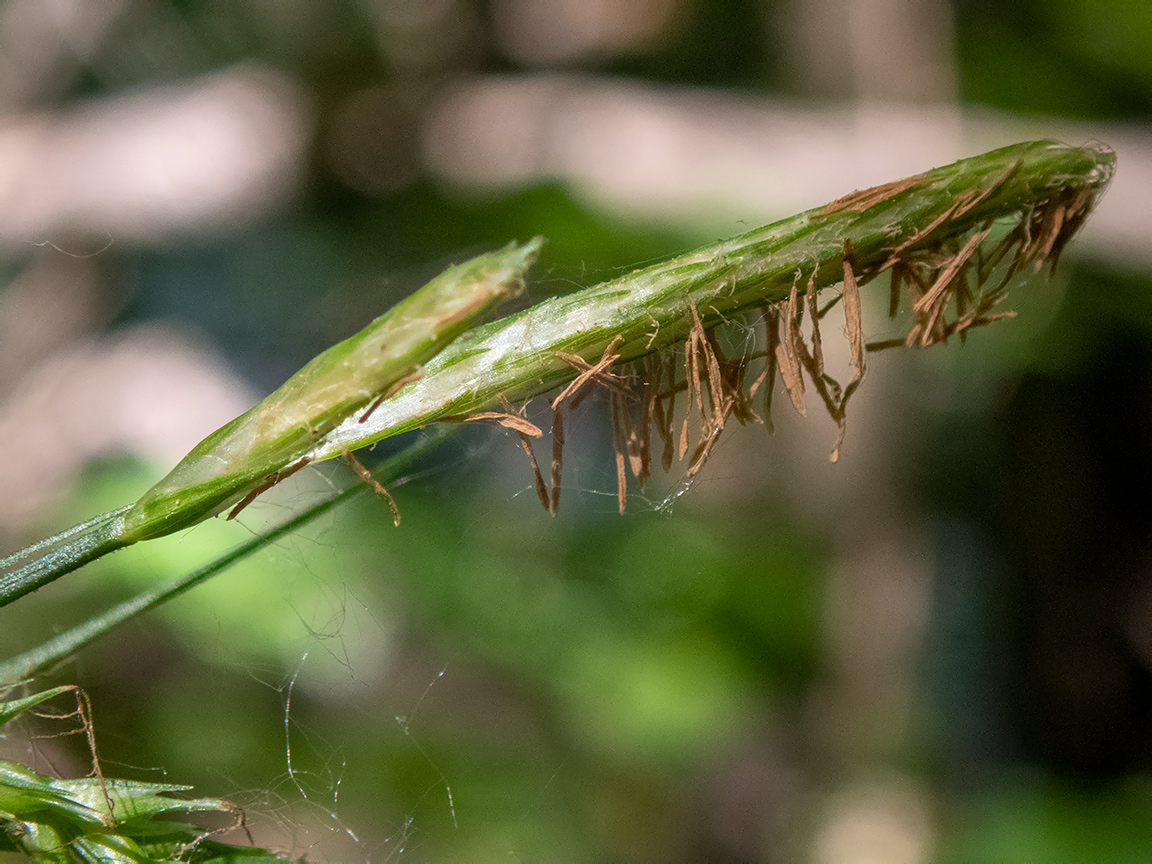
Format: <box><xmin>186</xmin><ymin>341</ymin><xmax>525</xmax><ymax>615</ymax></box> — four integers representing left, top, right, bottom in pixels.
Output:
<box><xmin>515</xmin><ymin>426</ymin><xmax>551</xmax><ymax>514</ymax></box>
<box><xmin>226</xmin><ymin>457</ymin><xmax>312</xmax><ymax>521</ymax></box>
<box><xmin>804</xmin><ymin>272</ymin><xmax>826</xmax><ymax>381</ymax></box>
<box><xmin>913</xmin><ymin>229</ymin><xmax>990</xmax><ymax>316</ymax></box>
<box><xmin>550</xmin><ymin>408</ymin><xmax>564</xmax><ymax>515</ymax></box>
<box><xmin>679</xmin><ymin>333</ymin><xmax>697</xmax><ymax>460</ymax></box>
<box><xmin>622</xmin><ymin>385</ymin><xmax>646</xmax><ymax>481</ymax></box>
<box><xmin>686</xmin><ymin>423</ymin><xmax>724</xmax><ymax>478</ymax></box>
<box><xmin>828</xmin><ymin>244</ymin><xmax>868</xmax><ymax>462</ymax></box>
<box><xmin>343</xmin><ymin>450</ymin><xmax>402</xmax><ymax>526</ymax></box>
<box><xmin>755</xmin><ymin>306</ymin><xmax>781</xmax><ymax>432</ymax></box>
<box><xmin>552</xmin><ymin>335</ymin><xmax>625</xmax><ymax>409</ymax></box>
<box><xmin>843</xmin><ymin>242</ymin><xmax>866</xmax><ymax>386</ymax></box>
<box><xmin>692</xmin><ymin>303</ymin><xmax>725</xmax><ymax>423</ymax></box>
<box><xmin>610</xmin><ymin>389</ymin><xmax>629</xmax><ymax>514</ymax></box>
<box><xmin>776</xmin><ymin>280</ymin><xmax>806</xmax><ymax>415</ymax></box>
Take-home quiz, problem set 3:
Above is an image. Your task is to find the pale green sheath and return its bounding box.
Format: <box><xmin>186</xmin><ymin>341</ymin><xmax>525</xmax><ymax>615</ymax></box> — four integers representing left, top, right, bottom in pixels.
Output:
<box><xmin>121</xmin><ymin>239</ymin><xmax>542</xmax><ymax>542</ymax></box>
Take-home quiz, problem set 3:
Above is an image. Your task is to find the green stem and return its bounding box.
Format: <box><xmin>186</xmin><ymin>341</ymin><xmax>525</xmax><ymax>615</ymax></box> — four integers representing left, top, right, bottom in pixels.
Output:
<box><xmin>0</xmin><ymin>427</ymin><xmax>456</xmax><ymax>685</ymax></box>
<box><xmin>0</xmin><ymin>509</ymin><xmax>131</xmax><ymax>608</ymax></box>
<box><xmin>0</xmin><ymin>497</ymin><xmax>350</xmax><ymax>686</ymax></box>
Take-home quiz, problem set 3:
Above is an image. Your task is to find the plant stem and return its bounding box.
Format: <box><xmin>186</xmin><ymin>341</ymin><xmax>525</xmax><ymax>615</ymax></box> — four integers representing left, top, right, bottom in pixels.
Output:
<box><xmin>0</xmin><ymin>509</ymin><xmax>131</xmax><ymax>608</ymax></box>
<box><xmin>0</xmin><ymin>427</ymin><xmax>456</xmax><ymax>685</ymax></box>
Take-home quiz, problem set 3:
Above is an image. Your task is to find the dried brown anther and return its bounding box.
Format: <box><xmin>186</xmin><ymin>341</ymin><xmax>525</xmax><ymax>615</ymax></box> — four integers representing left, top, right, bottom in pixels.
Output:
<box><xmin>480</xmin><ymin>165</ymin><xmax>1103</xmax><ymax>514</ymax></box>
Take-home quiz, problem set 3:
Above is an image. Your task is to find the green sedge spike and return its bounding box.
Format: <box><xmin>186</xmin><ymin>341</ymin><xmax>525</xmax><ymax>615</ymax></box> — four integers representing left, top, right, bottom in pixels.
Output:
<box><xmin>309</xmin><ymin>140</ymin><xmax>1114</xmax><ymax>466</ymax></box>
<box><xmin>121</xmin><ymin>239</ymin><xmax>542</xmax><ymax>543</ymax></box>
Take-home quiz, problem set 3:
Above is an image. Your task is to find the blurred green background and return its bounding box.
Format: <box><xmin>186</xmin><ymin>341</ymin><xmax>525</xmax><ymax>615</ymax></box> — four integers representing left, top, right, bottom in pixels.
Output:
<box><xmin>1</xmin><ymin>1</ymin><xmax>1151</xmax><ymax>861</ymax></box>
